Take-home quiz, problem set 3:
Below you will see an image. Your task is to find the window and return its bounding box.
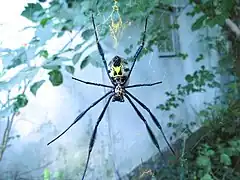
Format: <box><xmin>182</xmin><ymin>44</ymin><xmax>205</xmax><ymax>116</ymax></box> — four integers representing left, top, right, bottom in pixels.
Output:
<box><xmin>153</xmin><ymin>0</ymin><xmax>188</xmax><ymax>57</ymax></box>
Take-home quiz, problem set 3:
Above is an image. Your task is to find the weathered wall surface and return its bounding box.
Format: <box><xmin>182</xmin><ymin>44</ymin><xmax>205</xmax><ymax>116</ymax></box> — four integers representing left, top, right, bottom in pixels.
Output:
<box><xmin>0</xmin><ymin>3</ymin><xmax>220</xmax><ymax>180</ymax></box>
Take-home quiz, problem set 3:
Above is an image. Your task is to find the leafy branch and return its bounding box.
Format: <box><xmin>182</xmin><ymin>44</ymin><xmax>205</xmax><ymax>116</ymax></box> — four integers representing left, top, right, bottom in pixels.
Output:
<box><xmin>190</xmin><ymin>0</ymin><xmax>240</xmax><ymax>39</ymax></box>
<box><xmin>0</xmin><ymin>80</ymin><xmax>30</xmax><ymax>161</ymax></box>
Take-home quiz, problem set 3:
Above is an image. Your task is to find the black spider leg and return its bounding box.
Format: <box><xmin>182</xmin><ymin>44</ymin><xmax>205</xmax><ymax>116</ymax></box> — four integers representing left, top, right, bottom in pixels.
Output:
<box><xmin>72</xmin><ymin>77</ymin><xmax>113</xmax><ymax>88</ymax></box>
<box><xmin>159</xmin><ymin>54</ymin><xmax>177</xmax><ymax>58</ymax></box>
<box><xmin>81</xmin><ymin>94</ymin><xmax>113</xmax><ymax>180</ymax></box>
<box><xmin>124</xmin><ymin>94</ymin><xmax>167</xmax><ymax>164</ymax></box>
<box><xmin>124</xmin><ymin>17</ymin><xmax>148</xmax><ymax>85</ymax></box>
<box><xmin>47</xmin><ymin>90</ymin><xmax>113</xmax><ymax>145</ymax></box>
<box><xmin>126</xmin><ymin>81</ymin><xmax>162</xmax><ymax>89</ymax></box>
<box><xmin>91</xmin><ymin>14</ymin><xmax>115</xmax><ymax>85</ymax></box>
<box><xmin>125</xmin><ymin>90</ymin><xmax>176</xmax><ymax>155</ymax></box>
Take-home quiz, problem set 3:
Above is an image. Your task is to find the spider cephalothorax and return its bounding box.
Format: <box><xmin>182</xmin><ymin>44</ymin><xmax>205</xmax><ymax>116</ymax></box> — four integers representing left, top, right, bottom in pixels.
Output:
<box><xmin>47</xmin><ymin>14</ymin><xmax>175</xmax><ymax>180</ymax></box>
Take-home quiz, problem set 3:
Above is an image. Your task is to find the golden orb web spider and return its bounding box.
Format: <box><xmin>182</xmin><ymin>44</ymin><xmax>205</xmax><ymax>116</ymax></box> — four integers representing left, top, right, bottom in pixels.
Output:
<box><xmin>47</xmin><ymin>14</ymin><xmax>176</xmax><ymax>180</ymax></box>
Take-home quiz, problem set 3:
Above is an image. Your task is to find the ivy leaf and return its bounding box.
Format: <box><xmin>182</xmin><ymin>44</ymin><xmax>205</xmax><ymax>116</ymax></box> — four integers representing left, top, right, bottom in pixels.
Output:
<box><xmin>21</xmin><ymin>3</ymin><xmax>44</xmax><ymax>22</ymax></box>
<box><xmin>220</xmin><ymin>153</ymin><xmax>231</xmax><ymax>166</ymax></box>
<box><xmin>82</xmin><ymin>29</ymin><xmax>94</xmax><ymax>41</ymax></box>
<box><xmin>48</xmin><ymin>70</ymin><xmax>63</xmax><ymax>86</ymax></box>
<box><xmin>80</xmin><ymin>56</ymin><xmax>90</xmax><ymax>69</ymax></box>
<box><xmin>65</xmin><ymin>65</ymin><xmax>75</xmax><ymax>75</ymax></box>
<box><xmin>30</xmin><ymin>80</ymin><xmax>45</xmax><ymax>96</ymax></box>
<box><xmin>72</xmin><ymin>53</ymin><xmax>81</xmax><ymax>65</ymax></box>
<box><xmin>191</xmin><ymin>15</ymin><xmax>207</xmax><ymax>31</ymax></box>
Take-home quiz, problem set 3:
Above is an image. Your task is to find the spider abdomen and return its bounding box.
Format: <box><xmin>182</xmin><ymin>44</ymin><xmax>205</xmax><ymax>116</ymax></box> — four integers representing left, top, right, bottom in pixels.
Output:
<box><xmin>108</xmin><ymin>55</ymin><xmax>130</xmax><ymax>85</ymax></box>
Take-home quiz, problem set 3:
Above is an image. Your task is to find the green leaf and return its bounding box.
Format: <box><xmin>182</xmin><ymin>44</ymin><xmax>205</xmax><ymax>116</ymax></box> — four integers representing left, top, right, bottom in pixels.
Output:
<box><xmin>196</xmin><ymin>156</ymin><xmax>211</xmax><ymax>167</ymax></box>
<box><xmin>16</xmin><ymin>135</ymin><xmax>20</xmax><ymax>138</ymax></box>
<box><xmin>220</xmin><ymin>153</ymin><xmax>231</xmax><ymax>166</ymax></box>
<box><xmin>196</xmin><ymin>54</ymin><xmax>204</xmax><ymax>62</ymax></box>
<box><xmin>80</xmin><ymin>56</ymin><xmax>90</xmax><ymax>69</ymax></box>
<box><xmin>44</xmin><ymin>168</ymin><xmax>50</xmax><ymax>180</ymax></box>
<box><xmin>39</xmin><ymin>50</ymin><xmax>48</xmax><ymax>58</ymax></box>
<box><xmin>206</xmin><ymin>16</ymin><xmax>226</xmax><ymax>28</ymax></box>
<box><xmin>42</xmin><ymin>65</ymin><xmax>61</xmax><ymax>70</ymax></box>
<box><xmin>124</xmin><ymin>48</ymin><xmax>131</xmax><ymax>55</ymax></box>
<box><xmin>169</xmin><ymin>23</ymin><xmax>180</xmax><ymax>29</ymax></box>
<box><xmin>13</xmin><ymin>94</ymin><xmax>28</xmax><ymax>112</ymax></box>
<box><xmin>178</xmin><ymin>53</ymin><xmax>188</xmax><ymax>60</ymax></box>
<box><xmin>74</xmin><ymin>44</ymin><xmax>83</xmax><ymax>51</ymax></box>
<box><xmin>206</xmin><ymin>18</ymin><xmax>216</xmax><ymax>28</ymax></box>
<box><xmin>48</xmin><ymin>70</ymin><xmax>63</xmax><ymax>86</ymax></box>
<box><xmin>65</xmin><ymin>65</ymin><xmax>75</xmax><ymax>75</ymax></box>
<box><xmin>206</xmin><ymin>149</ymin><xmax>215</xmax><ymax>157</ymax></box>
<box><xmin>200</xmin><ymin>174</ymin><xmax>213</xmax><ymax>180</ymax></box>
<box><xmin>57</xmin><ymin>31</ymin><xmax>65</xmax><ymax>38</ymax></box>
<box><xmin>167</xmin><ymin>122</ymin><xmax>172</xmax><ymax>127</ymax></box>
<box><xmin>30</xmin><ymin>80</ymin><xmax>45</xmax><ymax>96</ymax></box>
<box><xmin>72</xmin><ymin>53</ymin><xmax>81</xmax><ymax>65</ymax></box>
<box><xmin>185</xmin><ymin>74</ymin><xmax>193</xmax><ymax>82</ymax></box>
<box><xmin>21</xmin><ymin>3</ymin><xmax>44</xmax><ymax>22</ymax></box>
<box><xmin>40</xmin><ymin>17</ymin><xmax>52</xmax><ymax>28</ymax></box>
<box><xmin>213</xmin><ymin>15</ymin><xmax>226</xmax><ymax>26</ymax></box>
<box><xmin>54</xmin><ymin>170</ymin><xmax>64</xmax><ymax>180</ymax></box>
<box><xmin>191</xmin><ymin>15</ymin><xmax>207</xmax><ymax>31</ymax></box>
<box><xmin>82</xmin><ymin>29</ymin><xmax>94</xmax><ymax>41</ymax></box>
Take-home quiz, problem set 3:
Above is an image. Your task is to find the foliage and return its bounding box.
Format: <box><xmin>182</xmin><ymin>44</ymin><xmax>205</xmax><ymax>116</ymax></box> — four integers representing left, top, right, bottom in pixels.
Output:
<box><xmin>43</xmin><ymin>168</ymin><xmax>64</xmax><ymax>180</ymax></box>
<box><xmin>127</xmin><ymin>98</ymin><xmax>240</xmax><ymax>180</ymax></box>
<box><xmin>157</xmin><ymin>65</ymin><xmax>220</xmax><ymax>112</ymax></box>
<box><xmin>188</xmin><ymin>0</ymin><xmax>237</xmax><ymax>31</ymax></box>
<box><xmin>0</xmin><ymin>0</ymin><xmax>240</xmax><ymax>179</ymax></box>
<box><xmin>124</xmin><ymin>0</ymin><xmax>240</xmax><ymax>179</ymax></box>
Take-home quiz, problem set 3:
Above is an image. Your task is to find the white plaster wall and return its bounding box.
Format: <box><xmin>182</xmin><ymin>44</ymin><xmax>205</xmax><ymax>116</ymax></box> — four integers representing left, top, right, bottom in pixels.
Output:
<box><xmin>0</xmin><ymin>2</ymin><xmax>220</xmax><ymax>180</ymax></box>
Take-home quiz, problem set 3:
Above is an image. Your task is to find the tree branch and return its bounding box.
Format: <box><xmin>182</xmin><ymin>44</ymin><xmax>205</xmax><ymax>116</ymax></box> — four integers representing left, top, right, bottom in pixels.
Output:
<box><xmin>0</xmin><ymin>80</ymin><xmax>30</xmax><ymax>161</ymax></box>
<box><xmin>225</xmin><ymin>18</ymin><xmax>240</xmax><ymax>38</ymax></box>
<box><xmin>192</xmin><ymin>0</ymin><xmax>240</xmax><ymax>38</ymax></box>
